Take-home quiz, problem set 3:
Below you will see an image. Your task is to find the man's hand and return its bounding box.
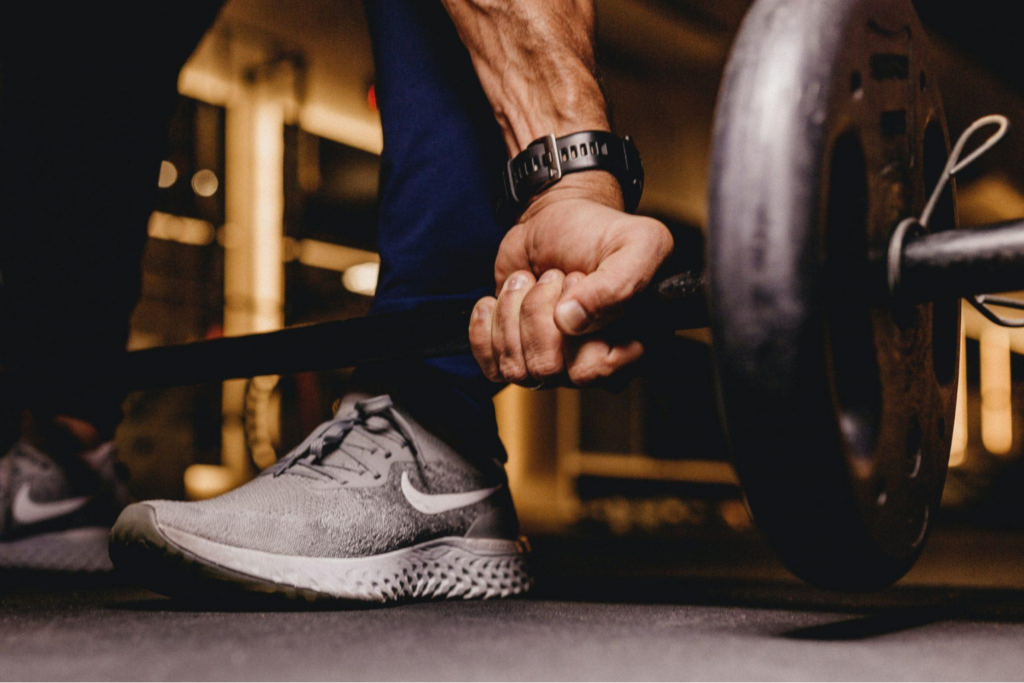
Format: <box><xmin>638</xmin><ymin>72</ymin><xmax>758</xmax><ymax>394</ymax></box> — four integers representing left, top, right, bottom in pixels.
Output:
<box><xmin>469</xmin><ymin>173</ymin><xmax>673</xmax><ymax>386</ymax></box>
<box><xmin>441</xmin><ymin>0</ymin><xmax>674</xmax><ymax>386</ymax></box>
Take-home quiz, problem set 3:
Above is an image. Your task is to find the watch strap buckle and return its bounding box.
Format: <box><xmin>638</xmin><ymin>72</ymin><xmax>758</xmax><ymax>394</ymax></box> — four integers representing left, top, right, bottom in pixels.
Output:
<box><xmin>543</xmin><ymin>133</ymin><xmax>562</xmax><ymax>184</ymax></box>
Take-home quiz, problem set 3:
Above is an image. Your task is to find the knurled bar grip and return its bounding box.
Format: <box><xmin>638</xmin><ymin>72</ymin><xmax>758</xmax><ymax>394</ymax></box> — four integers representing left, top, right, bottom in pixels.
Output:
<box><xmin>121</xmin><ymin>270</ymin><xmax>709</xmax><ymax>391</ymax></box>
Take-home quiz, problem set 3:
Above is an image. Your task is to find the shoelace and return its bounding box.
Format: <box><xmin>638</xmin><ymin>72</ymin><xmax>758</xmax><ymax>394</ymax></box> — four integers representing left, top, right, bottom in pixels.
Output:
<box><xmin>265</xmin><ymin>396</ymin><xmax>419</xmax><ymax>483</ymax></box>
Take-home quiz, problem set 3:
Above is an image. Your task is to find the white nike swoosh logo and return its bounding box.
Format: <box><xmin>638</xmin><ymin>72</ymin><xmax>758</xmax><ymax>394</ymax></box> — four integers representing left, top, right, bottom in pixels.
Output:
<box><xmin>400</xmin><ymin>472</ymin><xmax>499</xmax><ymax>515</ymax></box>
<box><xmin>12</xmin><ymin>485</ymin><xmax>92</xmax><ymax>525</ymax></box>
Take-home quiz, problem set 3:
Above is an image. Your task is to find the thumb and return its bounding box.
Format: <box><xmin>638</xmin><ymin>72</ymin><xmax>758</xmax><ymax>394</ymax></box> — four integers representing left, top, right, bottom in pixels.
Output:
<box><xmin>555</xmin><ymin>243</ymin><xmax>658</xmax><ymax>336</ymax></box>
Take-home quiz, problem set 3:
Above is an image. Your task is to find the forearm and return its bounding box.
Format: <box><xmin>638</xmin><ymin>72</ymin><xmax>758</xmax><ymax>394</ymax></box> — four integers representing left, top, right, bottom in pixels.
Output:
<box><xmin>441</xmin><ymin>0</ymin><xmax>623</xmax><ymax>211</ymax></box>
<box><xmin>440</xmin><ymin>0</ymin><xmax>610</xmax><ymax>156</ymax></box>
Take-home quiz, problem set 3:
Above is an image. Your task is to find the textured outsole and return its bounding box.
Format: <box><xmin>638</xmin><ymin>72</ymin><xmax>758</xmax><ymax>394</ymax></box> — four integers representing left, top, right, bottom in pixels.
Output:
<box><xmin>109</xmin><ymin>504</ymin><xmax>532</xmax><ymax>603</ymax></box>
<box><xmin>0</xmin><ymin>527</ymin><xmax>113</xmax><ymax>572</ymax></box>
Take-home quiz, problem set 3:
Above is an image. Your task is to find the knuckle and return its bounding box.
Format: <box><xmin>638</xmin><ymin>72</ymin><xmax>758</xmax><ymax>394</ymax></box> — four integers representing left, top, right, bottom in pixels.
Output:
<box><xmin>610</xmin><ymin>341</ymin><xmax>644</xmax><ymax>368</ymax></box>
<box><xmin>499</xmin><ymin>359</ymin><xmax>529</xmax><ymax>384</ymax></box>
<box><xmin>470</xmin><ymin>349</ymin><xmax>501</xmax><ymax>383</ymax></box>
<box><xmin>520</xmin><ymin>325</ymin><xmax>561</xmax><ymax>361</ymax></box>
<box><xmin>527</xmin><ymin>355</ymin><xmax>564</xmax><ymax>380</ymax></box>
<box><xmin>481</xmin><ymin>366</ymin><xmax>503</xmax><ymax>383</ymax></box>
<box><xmin>594</xmin><ymin>362</ymin><xmax>616</xmax><ymax>380</ymax></box>
<box><xmin>519</xmin><ymin>288</ymin><xmax>543</xmax><ymax>314</ymax></box>
<box><xmin>567</xmin><ymin>363</ymin><xmax>597</xmax><ymax>387</ymax></box>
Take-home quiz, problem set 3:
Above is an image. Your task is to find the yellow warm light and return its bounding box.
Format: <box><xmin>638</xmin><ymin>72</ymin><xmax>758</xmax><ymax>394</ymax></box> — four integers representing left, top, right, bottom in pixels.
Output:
<box><xmin>184</xmin><ymin>464</ymin><xmax>237</xmax><ymax>501</ymax></box>
<box><xmin>298</xmin><ymin>240</ymin><xmax>379</xmax><ymax>272</ymax></box>
<box><xmin>299</xmin><ymin>103</ymin><xmax>383</xmax><ymax>155</ymax></box>
<box><xmin>178</xmin><ymin>64</ymin><xmax>383</xmax><ymax>156</ymax></box>
<box><xmin>221</xmin><ymin>86</ymin><xmax>287</xmax><ymax>491</ymax></box>
<box><xmin>191</xmin><ymin>169</ymin><xmax>220</xmax><ymax>197</ymax></box>
<box><xmin>224</xmin><ymin>92</ymin><xmax>285</xmax><ymax>336</ymax></box>
<box><xmin>957</xmin><ymin>175</ymin><xmax>1024</xmax><ymax>226</ymax></box>
<box><xmin>342</xmin><ymin>262</ymin><xmax>380</xmax><ymax>296</ymax></box>
<box><xmin>158</xmin><ymin>160</ymin><xmax>178</xmax><ymax>189</ymax></box>
<box><xmin>178</xmin><ymin>66</ymin><xmax>231</xmax><ymax>108</ymax></box>
<box><xmin>980</xmin><ymin>324</ymin><xmax>1013</xmax><ymax>455</ymax></box>
<box><xmin>950</xmin><ymin>313</ymin><xmax>968</xmax><ymax>467</ymax></box>
<box><xmin>147</xmin><ymin>211</ymin><xmax>215</xmax><ymax>246</ymax></box>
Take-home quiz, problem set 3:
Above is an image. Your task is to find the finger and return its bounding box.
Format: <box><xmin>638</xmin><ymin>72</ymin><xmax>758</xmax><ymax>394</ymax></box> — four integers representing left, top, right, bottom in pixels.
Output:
<box><xmin>565</xmin><ymin>337</ymin><xmax>645</xmax><ymax>387</ymax></box>
<box><xmin>492</xmin><ymin>270</ymin><xmax>535</xmax><ymax>384</ymax></box>
<box><xmin>555</xmin><ymin>218</ymin><xmax>671</xmax><ymax>336</ymax></box>
<box><xmin>520</xmin><ymin>269</ymin><xmax>566</xmax><ymax>382</ymax></box>
<box><xmin>469</xmin><ymin>297</ymin><xmax>501</xmax><ymax>382</ymax></box>
<box><xmin>493</xmin><ymin>225</ymin><xmax>529</xmax><ymax>295</ymax></box>
<box><xmin>563</xmin><ymin>271</ymin><xmax>585</xmax><ymax>292</ymax></box>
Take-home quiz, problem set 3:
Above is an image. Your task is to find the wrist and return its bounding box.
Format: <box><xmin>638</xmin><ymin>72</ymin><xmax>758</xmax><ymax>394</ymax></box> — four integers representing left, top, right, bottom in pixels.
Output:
<box><xmin>521</xmin><ymin>171</ymin><xmax>624</xmax><ymax>222</ymax></box>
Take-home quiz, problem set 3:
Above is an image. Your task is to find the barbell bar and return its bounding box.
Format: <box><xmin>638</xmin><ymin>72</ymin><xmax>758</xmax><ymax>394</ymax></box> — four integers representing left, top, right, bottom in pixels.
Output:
<box><xmin>117</xmin><ymin>217</ymin><xmax>1024</xmax><ymax>391</ymax></box>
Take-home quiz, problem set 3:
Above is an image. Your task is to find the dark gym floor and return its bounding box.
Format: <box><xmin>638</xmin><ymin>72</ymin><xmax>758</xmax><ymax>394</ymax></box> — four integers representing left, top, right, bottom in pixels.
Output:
<box><xmin>2</xmin><ymin>528</ymin><xmax>1024</xmax><ymax>681</ymax></box>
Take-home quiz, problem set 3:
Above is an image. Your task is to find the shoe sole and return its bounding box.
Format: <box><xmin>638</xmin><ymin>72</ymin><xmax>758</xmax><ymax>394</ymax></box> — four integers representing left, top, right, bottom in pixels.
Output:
<box><xmin>109</xmin><ymin>504</ymin><xmax>532</xmax><ymax>603</ymax></box>
<box><xmin>0</xmin><ymin>527</ymin><xmax>113</xmax><ymax>572</ymax></box>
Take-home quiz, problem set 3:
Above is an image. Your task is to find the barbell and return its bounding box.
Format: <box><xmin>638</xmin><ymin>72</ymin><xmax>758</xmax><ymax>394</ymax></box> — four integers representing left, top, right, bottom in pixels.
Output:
<box><xmin>4</xmin><ymin>0</ymin><xmax>1024</xmax><ymax>590</ymax></box>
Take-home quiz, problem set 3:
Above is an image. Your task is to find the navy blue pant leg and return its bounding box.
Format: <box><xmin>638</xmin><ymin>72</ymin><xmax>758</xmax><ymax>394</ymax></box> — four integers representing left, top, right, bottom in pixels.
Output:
<box><xmin>363</xmin><ymin>0</ymin><xmax>508</xmax><ymax>400</ymax></box>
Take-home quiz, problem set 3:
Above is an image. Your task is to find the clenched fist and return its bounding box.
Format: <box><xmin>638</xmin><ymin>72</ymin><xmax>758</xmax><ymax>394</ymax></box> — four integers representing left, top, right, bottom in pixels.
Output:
<box><xmin>470</xmin><ymin>172</ymin><xmax>673</xmax><ymax>387</ymax></box>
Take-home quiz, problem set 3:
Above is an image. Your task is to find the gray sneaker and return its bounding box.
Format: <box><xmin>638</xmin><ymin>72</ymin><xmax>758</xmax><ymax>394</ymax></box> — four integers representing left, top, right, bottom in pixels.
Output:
<box><xmin>110</xmin><ymin>395</ymin><xmax>532</xmax><ymax>602</ymax></box>
<box><xmin>0</xmin><ymin>440</ymin><xmax>127</xmax><ymax>571</ymax></box>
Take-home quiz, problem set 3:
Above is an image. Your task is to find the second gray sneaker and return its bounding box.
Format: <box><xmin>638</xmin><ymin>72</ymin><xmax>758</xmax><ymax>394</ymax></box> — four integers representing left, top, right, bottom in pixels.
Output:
<box><xmin>110</xmin><ymin>394</ymin><xmax>531</xmax><ymax>602</ymax></box>
<box><xmin>1</xmin><ymin>439</ymin><xmax>127</xmax><ymax>572</ymax></box>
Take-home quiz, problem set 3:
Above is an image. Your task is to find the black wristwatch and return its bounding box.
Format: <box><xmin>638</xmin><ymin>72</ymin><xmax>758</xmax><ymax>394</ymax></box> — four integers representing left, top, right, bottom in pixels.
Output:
<box><xmin>494</xmin><ymin>130</ymin><xmax>645</xmax><ymax>228</ymax></box>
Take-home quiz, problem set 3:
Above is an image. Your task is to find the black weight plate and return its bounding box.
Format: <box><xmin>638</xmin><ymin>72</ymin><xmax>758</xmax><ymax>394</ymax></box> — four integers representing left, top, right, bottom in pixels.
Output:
<box><xmin>708</xmin><ymin>0</ymin><xmax>958</xmax><ymax>590</ymax></box>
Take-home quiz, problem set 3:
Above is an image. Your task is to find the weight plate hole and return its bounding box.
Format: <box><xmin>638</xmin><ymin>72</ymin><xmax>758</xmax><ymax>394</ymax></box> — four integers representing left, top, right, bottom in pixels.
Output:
<box><xmin>907</xmin><ymin>419</ymin><xmax>923</xmax><ymax>479</ymax></box>
<box><xmin>882</xmin><ymin>110</ymin><xmax>908</xmax><ymax>137</ymax></box>
<box><xmin>851</xmin><ymin>71</ymin><xmax>864</xmax><ymax>98</ymax></box>
<box><xmin>827</xmin><ymin>133</ymin><xmax>881</xmax><ymax>460</ymax></box>
<box><xmin>870</xmin><ymin>53</ymin><xmax>910</xmax><ymax>81</ymax></box>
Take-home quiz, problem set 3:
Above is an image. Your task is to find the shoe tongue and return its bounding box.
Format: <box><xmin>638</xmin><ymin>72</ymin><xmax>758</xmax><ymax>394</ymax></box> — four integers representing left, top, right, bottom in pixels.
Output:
<box><xmin>333</xmin><ymin>392</ymin><xmax>376</xmax><ymax>418</ymax></box>
<box><xmin>356</xmin><ymin>395</ymin><xmax>394</xmax><ymax>416</ymax></box>
<box><xmin>334</xmin><ymin>394</ymin><xmax>396</xmax><ymax>425</ymax></box>
<box><xmin>317</xmin><ymin>427</ymin><xmax>384</xmax><ymax>469</ymax></box>
<box><xmin>316</xmin><ymin>395</ymin><xmax>402</xmax><ymax>469</ymax></box>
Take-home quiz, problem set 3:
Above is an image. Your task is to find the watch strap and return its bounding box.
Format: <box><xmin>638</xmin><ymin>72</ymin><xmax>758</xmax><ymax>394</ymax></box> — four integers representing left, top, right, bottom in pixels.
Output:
<box><xmin>494</xmin><ymin>130</ymin><xmax>645</xmax><ymax>228</ymax></box>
